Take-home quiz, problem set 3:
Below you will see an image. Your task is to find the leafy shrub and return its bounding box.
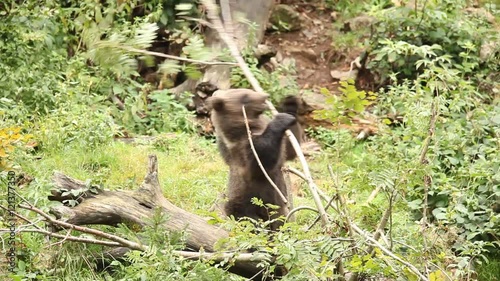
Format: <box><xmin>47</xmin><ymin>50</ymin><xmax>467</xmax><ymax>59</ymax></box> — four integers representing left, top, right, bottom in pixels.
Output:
<box><xmin>35</xmin><ymin>104</ymin><xmax>118</xmax><ymax>152</ymax></box>
<box><xmin>216</xmin><ymin>219</ymin><xmax>347</xmax><ymax>280</ymax></box>
<box><xmin>314</xmin><ymin>1</ymin><xmax>500</xmax><ymax>275</ymax></box>
<box><xmin>367</xmin><ymin>0</ymin><xmax>498</xmax><ymax>85</ymax></box>
<box><xmin>314</xmin><ymin>79</ymin><xmax>377</xmax><ymax>124</ymax></box>
<box><xmin>367</xmin><ymin>44</ymin><xmax>500</xmax><ymax>272</ymax></box>
<box><xmin>109</xmin><ymin>211</ymin><xmax>234</xmax><ymax>281</ymax></box>
<box><xmin>0</xmin><ymin>3</ymin><xmax>70</xmax><ymax>114</ymax></box>
<box><xmin>306</xmin><ymin>127</ymin><xmax>355</xmax><ymax>151</ymax></box>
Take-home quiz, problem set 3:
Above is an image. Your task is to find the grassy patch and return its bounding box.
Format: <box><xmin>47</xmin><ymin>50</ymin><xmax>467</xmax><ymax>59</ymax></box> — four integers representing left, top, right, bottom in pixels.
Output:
<box><xmin>16</xmin><ymin>133</ymin><xmax>227</xmax><ymax>214</ymax></box>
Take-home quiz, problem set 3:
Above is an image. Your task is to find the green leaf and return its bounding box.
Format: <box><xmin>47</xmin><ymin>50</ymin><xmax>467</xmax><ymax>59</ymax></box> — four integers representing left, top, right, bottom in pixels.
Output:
<box><xmin>432</xmin><ymin>208</ymin><xmax>447</xmax><ymax>220</ymax></box>
<box><xmin>447</xmin><ymin>157</ymin><xmax>459</xmax><ymax>165</ymax></box>
<box><xmin>408</xmin><ymin>199</ymin><xmax>423</xmax><ymax>210</ymax></box>
<box><xmin>320</xmin><ymin>87</ymin><xmax>330</xmax><ymax>95</ymax></box>
<box><xmin>159</xmin><ymin>60</ymin><xmax>181</xmax><ymax>75</ymax></box>
<box><xmin>160</xmin><ymin>13</ymin><xmax>168</xmax><ymax>25</ymax></box>
<box><xmin>388</xmin><ymin>51</ymin><xmax>397</xmax><ymax>63</ymax></box>
<box><xmin>491</xmin><ymin>115</ymin><xmax>500</xmax><ymax>125</ymax></box>
<box><xmin>95</xmin><ymin>6</ymin><xmax>103</xmax><ymax>22</ymax></box>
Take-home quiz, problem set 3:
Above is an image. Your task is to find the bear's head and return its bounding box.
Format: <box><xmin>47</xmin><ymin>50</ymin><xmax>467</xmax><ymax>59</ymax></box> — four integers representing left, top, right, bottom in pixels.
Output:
<box><xmin>207</xmin><ymin>89</ymin><xmax>270</xmax><ymax>139</ymax></box>
<box><xmin>207</xmin><ymin>89</ymin><xmax>269</xmax><ymax>118</ymax></box>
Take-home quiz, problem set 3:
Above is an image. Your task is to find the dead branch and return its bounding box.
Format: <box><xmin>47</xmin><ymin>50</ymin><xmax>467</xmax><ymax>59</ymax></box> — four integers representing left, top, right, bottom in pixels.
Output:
<box><xmin>0</xmin><ymin>226</ymin><xmax>267</xmax><ymax>264</ymax></box>
<box><xmin>0</xmin><ymin>227</ymin><xmax>122</xmax><ymax>248</ymax></box>
<box><xmin>201</xmin><ymin>0</ymin><xmax>329</xmax><ymax>227</ymax></box>
<box><xmin>285</xmin><ymin>206</ymin><xmax>318</xmax><ymax>222</ymax></box>
<box><xmin>326</xmin><ymin>165</ymin><xmax>357</xmax><ymax>281</ymax></box>
<box><xmin>16</xmin><ymin>201</ymin><xmax>146</xmax><ymax>252</ymax></box>
<box><xmin>366</xmin><ymin>190</ymin><xmax>397</xmax><ymax>254</ymax></box>
<box><xmin>365</xmin><ymin>186</ymin><xmax>381</xmax><ymax>204</ymax></box>
<box><xmin>419</xmin><ymin>97</ymin><xmax>438</xmax><ymax>232</ymax></box>
<box><xmin>115</xmin><ymin>45</ymin><xmax>237</xmax><ymax>66</ymax></box>
<box><xmin>350</xmin><ymin>224</ymin><xmax>429</xmax><ymax>281</ymax></box>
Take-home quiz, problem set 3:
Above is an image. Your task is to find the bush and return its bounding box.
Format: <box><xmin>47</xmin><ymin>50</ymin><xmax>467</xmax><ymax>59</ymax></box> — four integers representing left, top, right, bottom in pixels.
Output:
<box><xmin>34</xmin><ymin>104</ymin><xmax>118</xmax><ymax>152</ymax></box>
<box><xmin>367</xmin><ymin>0</ymin><xmax>498</xmax><ymax>85</ymax></box>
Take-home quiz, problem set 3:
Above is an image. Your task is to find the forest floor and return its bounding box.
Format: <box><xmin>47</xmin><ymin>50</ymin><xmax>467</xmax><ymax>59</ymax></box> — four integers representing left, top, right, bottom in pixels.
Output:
<box><xmin>263</xmin><ymin>0</ymin><xmax>366</xmax><ymax>94</ymax></box>
<box><xmin>262</xmin><ymin>0</ymin><xmax>380</xmax><ymax>137</ymax></box>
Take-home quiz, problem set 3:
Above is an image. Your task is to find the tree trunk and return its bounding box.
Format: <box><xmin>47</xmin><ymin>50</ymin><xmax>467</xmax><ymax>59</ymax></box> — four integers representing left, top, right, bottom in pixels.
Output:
<box><xmin>171</xmin><ymin>0</ymin><xmax>275</xmax><ymax>114</ymax></box>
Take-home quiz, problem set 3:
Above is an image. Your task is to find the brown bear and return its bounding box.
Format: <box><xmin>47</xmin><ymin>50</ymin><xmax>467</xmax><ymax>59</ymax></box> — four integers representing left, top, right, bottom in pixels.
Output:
<box><xmin>207</xmin><ymin>88</ymin><xmax>302</xmax><ymax>231</ymax></box>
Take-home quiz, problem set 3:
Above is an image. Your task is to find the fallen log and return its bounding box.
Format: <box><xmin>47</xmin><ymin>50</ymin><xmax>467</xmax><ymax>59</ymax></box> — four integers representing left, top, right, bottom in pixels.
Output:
<box><xmin>47</xmin><ymin>155</ymin><xmax>270</xmax><ymax>279</ymax></box>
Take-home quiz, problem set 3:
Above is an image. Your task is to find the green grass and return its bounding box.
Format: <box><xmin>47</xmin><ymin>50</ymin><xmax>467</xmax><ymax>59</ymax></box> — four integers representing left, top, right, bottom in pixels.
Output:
<box><xmin>476</xmin><ymin>252</ymin><xmax>500</xmax><ymax>281</ymax></box>
<box><xmin>16</xmin><ymin>134</ymin><xmax>228</xmax><ymax>214</ymax></box>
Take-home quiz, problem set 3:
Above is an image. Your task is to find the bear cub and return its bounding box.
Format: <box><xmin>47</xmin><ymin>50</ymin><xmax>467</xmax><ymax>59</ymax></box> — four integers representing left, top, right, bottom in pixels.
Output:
<box><xmin>207</xmin><ymin>88</ymin><xmax>302</xmax><ymax>231</ymax></box>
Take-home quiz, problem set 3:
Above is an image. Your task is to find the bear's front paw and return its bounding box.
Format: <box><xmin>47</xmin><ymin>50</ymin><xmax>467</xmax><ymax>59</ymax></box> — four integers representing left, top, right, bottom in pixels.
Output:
<box><xmin>274</xmin><ymin>113</ymin><xmax>297</xmax><ymax>128</ymax></box>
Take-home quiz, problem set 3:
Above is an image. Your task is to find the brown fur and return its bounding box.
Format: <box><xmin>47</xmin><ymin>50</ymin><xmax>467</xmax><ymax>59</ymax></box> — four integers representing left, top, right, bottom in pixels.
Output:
<box><xmin>207</xmin><ymin>89</ymin><xmax>302</xmax><ymax>231</ymax></box>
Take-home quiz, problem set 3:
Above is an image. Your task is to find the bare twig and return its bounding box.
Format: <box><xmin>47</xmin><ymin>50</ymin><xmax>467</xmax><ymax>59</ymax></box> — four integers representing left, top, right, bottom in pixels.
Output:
<box><xmin>365</xmin><ymin>186</ymin><xmax>381</xmax><ymax>204</ymax></box>
<box><xmin>306</xmin><ymin>193</ymin><xmax>337</xmax><ymax>231</ymax></box>
<box><xmin>351</xmin><ymin>224</ymin><xmax>429</xmax><ymax>281</ymax></box>
<box><xmin>327</xmin><ymin>165</ymin><xmax>357</xmax><ymax>281</ymax></box>
<box><xmin>366</xmin><ymin>195</ymin><xmax>394</xmax><ymax>254</ymax></box>
<box><xmin>419</xmin><ymin>97</ymin><xmax>438</xmax><ymax>242</ymax></box>
<box><xmin>201</xmin><ymin>0</ymin><xmax>329</xmax><ymax>227</ymax></box>
<box><xmin>172</xmin><ymin>250</ymin><xmax>269</xmax><ymax>263</ymax></box>
<box><xmin>249</xmin><ymin>268</ymin><xmax>267</xmax><ymax>280</ymax></box>
<box><xmin>109</xmin><ymin>45</ymin><xmax>237</xmax><ymax>66</ymax></box>
<box><xmin>283</xmin><ymin>167</ymin><xmax>339</xmax><ymax>230</ymax></box>
<box><xmin>18</xmin><ymin>202</ymin><xmax>146</xmax><ymax>251</ymax></box>
<box><xmin>0</xmin><ymin>227</ymin><xmax>267</xmax><ymax>263</ymax></box>
<box><xmin>242</xmin><ymin>105</ymin><xmax>288</xmax><ymax>204</ymax></box>
<box><xmin>47</xmin><ymin>229</ymin><xmax>73</xmax><ymax>248</ymax></box>
<box><xmin>285</xmin><ymin>206</ymin><xmax>318</xmax><ymax>222</ymax></box>
<box><xmin>0</xmin><ymin>228</ymin><xmax>122</xmax><ymax>247</ymax></box>
<box><xmin>179</xmin><ymin>16</ymin><xmax>215</xmax><ymax>29</ymax></box>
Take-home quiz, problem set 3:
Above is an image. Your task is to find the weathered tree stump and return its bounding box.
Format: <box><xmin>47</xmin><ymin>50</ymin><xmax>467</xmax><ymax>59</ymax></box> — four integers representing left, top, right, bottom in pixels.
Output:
<box><xmin>171</xmin><ymin>0</ymin><xmax>275</xmax><ymax>116</ymax></box>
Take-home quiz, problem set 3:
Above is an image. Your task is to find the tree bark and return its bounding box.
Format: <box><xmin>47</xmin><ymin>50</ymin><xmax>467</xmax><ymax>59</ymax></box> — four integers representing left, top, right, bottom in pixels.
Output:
<box><xmin>171</xmin><ymin>0</ymin><xmax>275</xmax><ymax>114</ymax></box>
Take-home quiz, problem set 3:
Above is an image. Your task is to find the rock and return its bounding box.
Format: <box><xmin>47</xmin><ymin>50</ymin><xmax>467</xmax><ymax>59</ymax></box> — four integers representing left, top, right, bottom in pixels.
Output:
<box><xmin>302</xmin><ymin>29</ymin><xmax>314</xmax><ymax>40</ymax></box>
<box><xmin>341</xmin><ymin>15</ymin><xmax>376</xmax><ymax>32</ymax></box>
<box><xmin>302</xmin><ymin>91</ymin><xmax>331</xmax><ymax>111</ymax></box>
<box><xmin>330</xmin><ymin>11</ymin><xmax>339</xmax><ymax>22</ymax></box>
<box><xmin>275</xmin><ymin>51</ymin><xmax>283</xmax><ymax>63</ymax></box>
<box><xmin>254</xmin><ymin>44</ymin><xmax>276</xmax><ymax>60</ymax></box>
<box><xmin>480</xmin><ymin>39</ymin><xmax>500</xmax><ymax>61</ymax></box>
<box><xmin>330</xmin><ymin>69</ymin><xmax>358</xmax><ymax>81</ymax></box>
<box><xmin>269</xmin><ymin>4</ymin><xmax>302</xmax><ymax>32</ymax></box>
<box><xmin>270</xmin><ymin>57</ymin><xmax>280</xmax><ymax>69</ymax></box>
<box><xmin>281</xmin><ymin>57</ymin><xmax>296</xmax><ymax>68</ymax></box>
<box><xmin>288</xmin><ymin>47</ymin><xmax>317</xmax><ymax>62</ymax></box>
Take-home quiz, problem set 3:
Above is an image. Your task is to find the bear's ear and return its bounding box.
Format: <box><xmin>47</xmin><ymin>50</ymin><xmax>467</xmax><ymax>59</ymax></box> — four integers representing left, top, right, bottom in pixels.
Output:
<box><xmin>208</xmin><ymin>97</ymin><xmax>224</xmax><ymax>111</ymax></box>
